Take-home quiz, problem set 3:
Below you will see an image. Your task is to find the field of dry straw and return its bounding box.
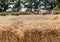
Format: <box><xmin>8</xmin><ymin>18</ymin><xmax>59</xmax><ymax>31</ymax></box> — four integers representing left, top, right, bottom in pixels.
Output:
<box><xmin>0</xmin><ymin>11</ymin><xmax>60</xmax><ymax>16</ymax></box>
<box><xmin>0</xmin><ymin>15</ymin><xmax>60</xmax><ymax>42</ymax></box>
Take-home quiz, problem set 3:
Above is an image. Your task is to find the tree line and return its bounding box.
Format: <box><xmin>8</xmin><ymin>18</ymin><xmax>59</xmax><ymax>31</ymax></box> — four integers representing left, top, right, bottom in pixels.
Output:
<box><xmin>0</xmin><ymin>0</ymin><xmax>60</xmax><ymax>12</ymax></box>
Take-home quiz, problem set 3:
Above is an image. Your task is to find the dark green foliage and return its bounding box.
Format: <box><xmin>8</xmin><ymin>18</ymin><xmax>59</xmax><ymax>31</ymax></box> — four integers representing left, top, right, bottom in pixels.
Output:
<box><xmin>53</xmin><ymin>5</ymin><xmax>59</xmax><ymax>10</ymax></box>
<box><xmin>0</xmin><ymin>0</ymin><xmax>60</xmax><ymax>12</ymax></box>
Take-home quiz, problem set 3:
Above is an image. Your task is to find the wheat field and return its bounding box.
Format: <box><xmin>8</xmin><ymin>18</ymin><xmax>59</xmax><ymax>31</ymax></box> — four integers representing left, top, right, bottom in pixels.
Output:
<box><xmin>0</xmin><ymin>15</ymin><xmax>60</xmax><ymax>42</ymax></box>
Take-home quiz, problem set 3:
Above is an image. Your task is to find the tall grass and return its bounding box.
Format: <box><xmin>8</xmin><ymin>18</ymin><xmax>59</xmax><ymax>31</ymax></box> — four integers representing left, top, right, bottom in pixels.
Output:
<box><xmin>0</xmin><ymin>20</ymin><xmax>60</xmax><ymax>42</ymax></box>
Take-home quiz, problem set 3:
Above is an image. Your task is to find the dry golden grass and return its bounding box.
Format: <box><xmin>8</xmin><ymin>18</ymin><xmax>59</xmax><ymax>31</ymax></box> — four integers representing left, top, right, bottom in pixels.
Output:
<box><xmin>51</xmin><ymin>11</ymin><xmax>60</xmax><ymax>15</ymax></box>
<box><xmin>0</xmin><ymin>19</ymin><xmax>60</xmax><ymax>42</ymax></box>
<box><xmin>0</xmin><ymin>12</ymin><xmax>31</xmax><ymax>16</ymax></box>
<box><xmin>0</xmin><ymin>11</ymin><xmax>60</xmax><ymax>16</ymax></box>
<box><xmin>49</xmin><ymin>15</ymin><xmax>59</xmax><ymax>20</ymax></box>
<box><xmin>0</xmin><ymin>12</ymin><xmax>8</xmax><ymax>16</ymax></box>
<box><xmin>33</xmin><ymin>12</ymin><xmax>39</xmax><ymax>15</ymax></box>
<box><xmin>39</xmin><ymin>10</ymin><xmax>51</xmax><ymax>15</ymax></box>
<box><xmin>11</xmin><ymin>12</ymin><xmax>31</xmax><ymax>15</ymax></box>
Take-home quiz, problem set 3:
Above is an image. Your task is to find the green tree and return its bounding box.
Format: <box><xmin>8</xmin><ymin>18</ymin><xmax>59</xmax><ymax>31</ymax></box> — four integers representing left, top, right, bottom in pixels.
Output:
<box><xmin>53</xmin><ymin>5</ymin><xmax>59</xmax><ymax>10</ymax></box>
<box><xmin>47</xmin><ymin>0</ymin><xmax>60</xmax><ymax>10</ymax></box>
<box><xmin>25</xmin><ymin>0</ymin><xmax>39</xmax><ymax>12</ymax></box>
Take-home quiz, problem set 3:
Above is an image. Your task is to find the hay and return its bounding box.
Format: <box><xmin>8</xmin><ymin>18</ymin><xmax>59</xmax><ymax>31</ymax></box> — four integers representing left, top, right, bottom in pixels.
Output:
<box><xmin>0</xmin><ymin>12</ymin><xmax>31</xmax><ymax>16</ymax></box>
<box><xmin>0</xmin><ymin>12</ymin><xmax>8</xmax><ymax>16</ymax></box>
<box><xmin>11</xmin><ymin>12</ymin><xmax>31</xmax><ymax>15</ymax></box>
<box><xmin>49</xmin><ymin>15</ymin><xmax>59</xmax><ymax>20</ymax></box>
<box><xmin>39</xmin><ymin>10</ymin><xmax>51</xmax><ymax>15</ymax></box>
<box><xmin>0</xmin><ymin>11</ymin><xmax>60</xmax><ymax>16</ymax></box>
<box><xmin>0</xmin><ymin>20</ymin><xmax>60</xmax><ymax>42</ymax></box>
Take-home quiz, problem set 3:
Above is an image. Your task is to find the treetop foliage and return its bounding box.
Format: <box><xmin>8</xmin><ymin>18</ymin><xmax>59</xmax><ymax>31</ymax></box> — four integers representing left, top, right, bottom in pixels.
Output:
<box><xmin>0</xmin><ymin>0</ymin><xmax>60</xmax><ymax>12</ymax></box>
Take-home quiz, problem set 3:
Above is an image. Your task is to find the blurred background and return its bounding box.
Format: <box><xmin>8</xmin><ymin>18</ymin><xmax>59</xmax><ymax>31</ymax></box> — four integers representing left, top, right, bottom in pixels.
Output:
<box><xmin>0</xmin><ymin>0</ymin><xmax>60</xmax><ymax>12</ymax></box>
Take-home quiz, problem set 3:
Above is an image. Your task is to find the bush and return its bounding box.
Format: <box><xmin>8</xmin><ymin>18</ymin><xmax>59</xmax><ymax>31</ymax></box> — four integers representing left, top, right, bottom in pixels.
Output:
<box><xmin>53</xmin><ymin>5</ymin><xmax>59</xmax><ymax>10</ymax></box>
